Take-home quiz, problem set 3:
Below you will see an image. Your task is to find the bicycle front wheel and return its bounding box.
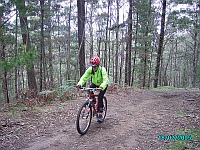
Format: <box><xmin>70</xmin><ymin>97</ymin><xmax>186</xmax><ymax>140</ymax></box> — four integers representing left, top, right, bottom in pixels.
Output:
<box><xmin>76</xmin><ymin>101</ymin><xmax>92</xmax><ymax>135</ymax></box>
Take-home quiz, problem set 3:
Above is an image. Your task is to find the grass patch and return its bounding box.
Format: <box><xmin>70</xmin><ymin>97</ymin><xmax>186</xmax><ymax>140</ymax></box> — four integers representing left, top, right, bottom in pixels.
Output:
<box><xmin>19</xmin><ymin>103</ymin><xmax>28</xmax><ymax>111</ymax></box>
<box><xmin>151</xmin><ymin>86</ymin><xmax>184</xmax><ymax>91</ymax></box>
<box><xmin>167</xmin><ymin>141</ymin><xmax>188</xmax><ymax>150</ymax></box>
<box><xmin>9</xmin><ymin>108</ymin><xmax>20</xmax><ymax>118</ymax></box>
<box><xmin>32</xmin><ymin>106</ymin><xmax>44</xmax><ymax>111</ymax></box>
<box><xmin>167</xmin><ymin>128</ymin><xmax>200</xmax><ymax>150</ymax></box>
<box><xmin>15</xmin><ymin>129</ymin><xmax>25</xmax><ymax>135</ymax></box>
<box><xmin>177</xmin><ymin>111</ymin><xmax>186</xmax><ymax>117</ymax></box>
<box><xmin>178</xmin><ymin>128</ymin><xmax>200</xmax><ymax>141</ymax></box>
<box><xmin>151</xmin><ymin>86</ymin><xmax>199</xmax><ymax>91</ymax></box>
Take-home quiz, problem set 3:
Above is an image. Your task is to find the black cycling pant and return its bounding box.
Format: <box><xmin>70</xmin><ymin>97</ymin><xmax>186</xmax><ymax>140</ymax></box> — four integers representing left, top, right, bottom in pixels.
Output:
<box><xmin>90</xmin><ymin>83</ymin><xmax>107</xmax><ymax>112</ymax></box>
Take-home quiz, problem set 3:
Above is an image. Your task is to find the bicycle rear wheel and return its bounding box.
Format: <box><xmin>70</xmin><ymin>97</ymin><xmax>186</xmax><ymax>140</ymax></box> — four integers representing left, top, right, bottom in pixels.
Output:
<box><xmin>76</xmin><ymin>101</ymin><xmax>92</xmax><ymax>135</ymax></box>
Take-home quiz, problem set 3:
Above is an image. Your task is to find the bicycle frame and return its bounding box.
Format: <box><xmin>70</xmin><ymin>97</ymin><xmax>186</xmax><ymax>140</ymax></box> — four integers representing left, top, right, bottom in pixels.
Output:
<box><xmin>90</xmin><ymin>94</ymin><xmax>98</xmax><ymax>116</ymax></box>
<box><xmin>83</xmin><ymin>88</ymin><xmax>100</xmax><ymax>116</ymax></box>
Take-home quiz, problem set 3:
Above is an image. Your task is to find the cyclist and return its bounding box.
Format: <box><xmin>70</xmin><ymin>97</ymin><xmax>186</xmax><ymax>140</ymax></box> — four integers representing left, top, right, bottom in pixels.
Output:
<box><xmin>76</xmin><ymin>56</ymin><xmax>109</xmax><ymax>123</ymax></box>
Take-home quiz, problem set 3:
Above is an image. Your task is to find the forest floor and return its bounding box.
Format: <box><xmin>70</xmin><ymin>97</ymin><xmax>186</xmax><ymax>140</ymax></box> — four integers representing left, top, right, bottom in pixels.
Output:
<box><xmin>0</xmin><ymin>88</ymin><xmax>200</xmax><ymax>150</ymax></box>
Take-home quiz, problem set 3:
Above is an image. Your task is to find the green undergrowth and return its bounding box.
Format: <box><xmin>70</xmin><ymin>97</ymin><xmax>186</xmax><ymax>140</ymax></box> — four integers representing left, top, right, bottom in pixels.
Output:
<box><xmin>167</xmin><ymin>128</ymin><xmax>200</xmax><ymax>150</ymax></box>
<box><xmin>151</xmin><ymin>86</ymin><xmax>198</xmax><ymax>91</ymax></box>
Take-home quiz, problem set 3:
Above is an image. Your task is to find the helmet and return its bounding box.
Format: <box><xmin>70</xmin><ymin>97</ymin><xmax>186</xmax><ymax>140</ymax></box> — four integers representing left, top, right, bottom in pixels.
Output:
<box><xmin>90</xmin><ymin>56</ymin><xmax>100</xmax><ymax>66</ymax></box>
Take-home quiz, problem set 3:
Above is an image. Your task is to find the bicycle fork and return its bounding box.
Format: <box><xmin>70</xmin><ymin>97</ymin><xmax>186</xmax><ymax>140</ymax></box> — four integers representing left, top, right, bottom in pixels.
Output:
<box><xmin>81</xmin><ymin>100</ymin><xmax>91</xmax><ymax>119</ymax></box>
<box><xmin>84</xmin><ymin>98</ymin><xmax>98</xmax><ymax>117</ymax></box>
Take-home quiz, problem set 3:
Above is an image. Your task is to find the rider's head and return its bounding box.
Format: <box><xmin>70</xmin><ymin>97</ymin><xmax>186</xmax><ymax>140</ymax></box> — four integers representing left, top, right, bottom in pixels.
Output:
<box><xmin>90</xmin><ymin>56</ymin><xmax>100</xmax><ymax>71</ymax></box>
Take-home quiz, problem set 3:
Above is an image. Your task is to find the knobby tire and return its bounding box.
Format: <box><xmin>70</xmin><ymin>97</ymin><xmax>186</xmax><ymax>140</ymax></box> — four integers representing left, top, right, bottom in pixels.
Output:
<box><xmin>76</xmin><ymin>101</ymin><xmax>92</xmax><ymax>135</ymax></box>
<box><xmin>101</xmin><ymin>96</ymin><xmax>107</xmax><ymax>121</ymax></box>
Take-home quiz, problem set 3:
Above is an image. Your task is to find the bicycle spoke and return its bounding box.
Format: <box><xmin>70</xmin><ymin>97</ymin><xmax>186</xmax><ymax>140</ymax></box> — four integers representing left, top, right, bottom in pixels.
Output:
<box><xmin>101</xmin><ymin>97</ymin><xmax>107</xmax><ymax>121</ymax></box>
<box><xmin>76</xmin><ymin>102</ymin><xmax>92</xmax><ymax>135</ymax></box>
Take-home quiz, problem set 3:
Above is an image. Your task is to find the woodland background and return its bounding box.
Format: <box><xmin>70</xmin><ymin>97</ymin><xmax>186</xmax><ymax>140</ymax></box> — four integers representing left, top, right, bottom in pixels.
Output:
<box><xmin>0</xmin><ymin>0</ymin><xmax>200</xmax><ymax>103</ymax></box>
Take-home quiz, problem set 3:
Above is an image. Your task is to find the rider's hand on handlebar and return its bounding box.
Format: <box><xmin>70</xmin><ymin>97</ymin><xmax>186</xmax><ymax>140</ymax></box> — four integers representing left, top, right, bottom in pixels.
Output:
<box><xmin>97</xmin><ymin>88</ymin><xmax>102</xmax><ymax>92</ymax></box>
<box><xmin>76</xmin><ymin>85</ymin><xmax>81</xmax><ymax>89</ymax></box>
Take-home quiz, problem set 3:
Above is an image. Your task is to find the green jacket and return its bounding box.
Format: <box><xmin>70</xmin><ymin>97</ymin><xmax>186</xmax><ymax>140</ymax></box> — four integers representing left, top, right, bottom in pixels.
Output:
<box><xmin>77</xmin><ymin>66</ymin><xmax>109</xmax><ymax>90</ymax></box>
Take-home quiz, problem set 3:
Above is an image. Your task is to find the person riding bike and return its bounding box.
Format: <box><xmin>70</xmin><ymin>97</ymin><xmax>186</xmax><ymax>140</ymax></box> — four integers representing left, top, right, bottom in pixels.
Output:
<box><xmin>76</xmin><ymin>56</ymin><xmax>109</xmax><ymax>123</ymax></box>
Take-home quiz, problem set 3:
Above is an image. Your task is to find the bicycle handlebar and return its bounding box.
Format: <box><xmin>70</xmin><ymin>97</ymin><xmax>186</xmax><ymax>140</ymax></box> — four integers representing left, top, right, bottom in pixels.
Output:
<box><xmin>79</xmin><ymin>87</ymin><xmax>102</xmax><ymax>92</ymax></box>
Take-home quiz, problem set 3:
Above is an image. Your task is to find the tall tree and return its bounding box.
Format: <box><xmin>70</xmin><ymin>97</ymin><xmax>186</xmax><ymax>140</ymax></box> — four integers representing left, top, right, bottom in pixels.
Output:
<box><xmin>131</xmin><ymin>11</ymin><xmax>139</xmax><ymax>86</ymax></box>
<box><xmin>77</xmin><ymin>0</ymin><xmax>86</xmax><ymax>76</ymax></box>
<box><xmin>154</xmin><ymin>0</ymin><xmax>166</xmax><ymax>88</ymax></box>
<box><xmin>114</xmin><ymin>0</ymin><xmax>119</xmax><ymax>83</ymax></box>
<box><xmin>125</xmin><ymin>0</ymin><xmax>132</xmax><ymax>86</ymax></box>
<box><xmin>67</xmin><ymin>0</ymin><xmax>72</xmax><ymax>80</ymax></box>
<box><xmin>0</xmin><ymin>5</ymin><xmax>9</xmax><ymax>103</ymax></box>
<box><xmin>40</xmin><ymin>0</ymin><xmax>44</xmax><ymax>91</ymax></box>
<box><xmin>16</xmin><ymin>0</ymin><xmax>37</xmax><ymax>90</ymax></box>
<box><xmin>14</xmin><ymin>7</ymin><xmax>18</xmax><ymax>93</ymax></box>
<box><xmin>104</xmin><ymin>0</ymin><xmax>111</xmax><ymax>69</ymax></box>
<box><xmin>47</xmin><ymin>0</ymin><xmax>53</xmax><ymax>88</ymax></box>
<box><xmin>87</xmin><ymin>1</ymin><xmax>94</xmax><ymax>58</ymax></box>
<box><xmin>143</xmin><ymin>0</ymin><xmax>152</xmax><ymax>88</ymax></box>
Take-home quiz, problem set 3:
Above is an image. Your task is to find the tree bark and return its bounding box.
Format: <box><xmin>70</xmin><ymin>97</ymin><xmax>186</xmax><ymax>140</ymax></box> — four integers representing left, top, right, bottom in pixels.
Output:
<box><xmin>154</xmin><ymin>0</ymin><xmax>166</xmax><ymax>88</ymax></box>
<box><xmin>40</xmin><ymin>0</ymin><xmax>44</xmax><ymax>91</ymax></box>
<box><xmin>77</xmin><ymin>0</ymin><xmax>86</xmax><ymax>76</ymax></box>
<box><xmin>15</xmin><ymin>8</ymin><xmax>18</xmax><ymax>93</ymax></box>
<box><xmin>89</xmin><ymin>2</ymin><xmax>94</xmax><ymax>58</ymax></box>
<box><xmin>128</xmin><ymin>0</ymin><xmax>132</xmax><ymax>86</ymax></box>
<box><xmin>47</xmin><ymin>0</ymin><xmax>53</xmax><ymax>88</ymax></box>
<box><xmin>104</xmin><ymin>0</ymin><xmax>110</xmax><ymax>69</ymax></box>
<box><xmin>125</xmin><ymin>40</ymin><xmax>128</xmax><ymax>85</ymax></box>
<box><xmin>114</xmin><ymin>0</ymin><xmax>119</xmax><ymax>83</ymax></box>
<box><xmin>143</xmin><ymin>0</ymin><xmax>152</xmax><ymax>88</ymax></box>
<box><xmin>131</xmin><ymin>12</ymin><xmax>139</xmax><ymax>86</ymax></box>
<box><xmin>67</xmin><ymin>0</ymin><xmax>72</xmax><ymax>80</ymax></box>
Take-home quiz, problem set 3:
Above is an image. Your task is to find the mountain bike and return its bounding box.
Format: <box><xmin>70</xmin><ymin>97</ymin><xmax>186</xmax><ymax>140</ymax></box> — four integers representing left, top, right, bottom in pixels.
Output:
<box><xmin>76</xmin><ymin>87</ymin><xmax>107</xmax><ymax>135</ymax></box>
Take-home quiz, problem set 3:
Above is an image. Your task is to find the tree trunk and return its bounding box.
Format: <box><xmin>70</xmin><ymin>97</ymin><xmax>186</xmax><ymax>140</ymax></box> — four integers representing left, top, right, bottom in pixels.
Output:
<box><xmin>15</xmin><ymin>8</ymin><xmax>18</xmax><ymax>93</ymax></box>
<box><xmin>128</xmin><ymin>0</ymin><xmax>132</xmax><ymax>86</ymax></box>
<box><xmin>97</xmin><ymin>37</ymin><xmax>101</xmax><ymax>56</ymax></box>
<box><xmin>114</xmin><ymin>0</ymin><xmax>119</xmax><ymax>83</ymax></box>
<box><xmin>125</xmin><ymin>0</ymin><xmax>132</xmax><ymax>86</ymax></box>
<box><xmin>17</xmin><ymin>0</ymin><xmax>37</xmax><ymax>90</ymax></box>
<box><xmin>163</xmin><ymin>43</ymin><xmax>174</xmax><ymax>86</ymax></box>
<box><xmin>104</xmin><ymin>0</ymin><xmax>110</xmax><ymax>69</ymax></box>
<box><xmin>125</xmin><ymin>40</ymin><xmax>128</xmax><ymax>85</ymax></box>
<box><xmin>111</xmin><ymin>41</ymin><xmax>115</xmax><ymax>82</ymax></box>
<box><xmin>131</xmin><ymin>12</ymin><xmax>139</xmax><ymax>86</ymax></box>
<box><xmin>67</xmin><ymin>0</ymin><xmax>72</xmax><ymax>80</ymax></box>
<box><xmin>198</xmin><ymin>4</ymin><xmax>200</xmax><ymax>86</ymax></box>
<box><xmin>57</xmin><ymin>12</ymin><xmax>62</xmax><ymax>86</ymax></box>
<box><xmin>143</xmin><ymin>49</ymin><xmax>147</xmax><ymax>88</ymax></box>
<box><xmin>47</xmin><ymin>0</ymin><xmax>53</xmax><ymax>88</ymax></box>
<box><xmin>40</xmin><ymin>0</ymin><xmax>44</xmax><ymax>91</ymax></box>
<box><xmin>107</xmin><ymin>4</ymin><xmax>112</xmax><ymax>77</ymax></box>
<box><xmin>143</xmin><ymin>0</ymin><xmax>152</xmax><ymax>88</ymax></box>
<box><xmin>174</xmin><ymin>41</ymin><xmax>177</xmax><ymax>87</ymax></box>
<box><xmin>119</xmin><ymin>33</ymin><xmax>125</xmax><ymax>86</ymax></box>
<box><xmin>191</xmin><ymin>29</ymin><xmax>198</xmax><ymax>87</ymax></box>
<box><xmin>154</xmin><ymin>0</ymin><xmax>166</xmax><ymax>88</ymax></box>
<box><xmin>77</xmin><ymin>0</ymin><xmax>86</xmax><ymax>76</ymax></box>
<box><xmin>148</xmin><ymin>46</ymin><xmax>153</xmax><ymax>88</ymax></box>
<box><xmin>89</xmin><ymin>2</ymin><xmax>93</xmax><ymax>58</ymax></box>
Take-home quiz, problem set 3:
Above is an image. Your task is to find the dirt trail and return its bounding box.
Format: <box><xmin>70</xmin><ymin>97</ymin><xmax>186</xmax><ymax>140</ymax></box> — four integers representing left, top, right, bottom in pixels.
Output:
<box><xmin>1</xmin><ymin>89</ymin><xmax>200</xmax><ymax>150</ymax></box>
